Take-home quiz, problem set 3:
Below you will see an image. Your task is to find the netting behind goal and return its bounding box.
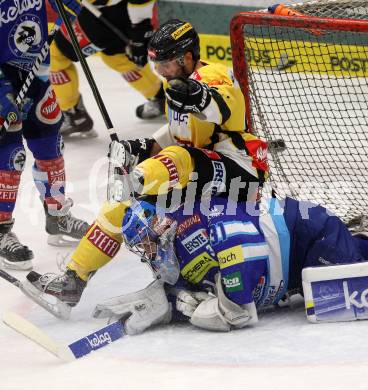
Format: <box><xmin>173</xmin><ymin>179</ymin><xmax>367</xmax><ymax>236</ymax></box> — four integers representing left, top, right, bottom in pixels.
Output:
<box><xmin>230</xmin><ymin>0</ymin><xmax>368</xmax><ymax>222</ymax></box>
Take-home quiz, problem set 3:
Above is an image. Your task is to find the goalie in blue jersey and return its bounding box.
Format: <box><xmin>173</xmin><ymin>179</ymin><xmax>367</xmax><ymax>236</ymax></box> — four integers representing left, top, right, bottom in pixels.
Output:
<box><xmin>94</xmin><ymin>195</ymin><xmax>368</xmax><ymax>333</ymax></box>
<box><xmin>27</xmin><ymin>191</ymin><xmax>368</xmax><ymax>333</ymax></box>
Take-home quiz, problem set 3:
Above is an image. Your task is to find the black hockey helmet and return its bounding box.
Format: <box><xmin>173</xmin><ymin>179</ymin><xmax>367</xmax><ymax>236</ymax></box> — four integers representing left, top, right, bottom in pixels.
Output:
<box><xmin>148</xmin><ymin>19</ymin><xmax>200</xmax><ymax>63</ymax></box>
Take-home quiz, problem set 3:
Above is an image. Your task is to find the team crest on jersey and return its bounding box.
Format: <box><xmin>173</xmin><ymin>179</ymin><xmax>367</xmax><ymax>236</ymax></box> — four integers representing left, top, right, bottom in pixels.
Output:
<box><xmin>191</xmin><ymin>71</ymin><xmax>201</xmax><ymax>81</ymax></box>
<box><xmin>245</xmin><ymin>139</ymin><xmax>269</xmax><ymax>173</ymax></box>
<box><xmin>36</xmin><ymin>86</ymin><xmax>62</xmax><ymax>125</ymax></box>
<box><xmin>8</xmin><ymin>14</ymin><xmax>43</xmax><ymax>58</ymax></box>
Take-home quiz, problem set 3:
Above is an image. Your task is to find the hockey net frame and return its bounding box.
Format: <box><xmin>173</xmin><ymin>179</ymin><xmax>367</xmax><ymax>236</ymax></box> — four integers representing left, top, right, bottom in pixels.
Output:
<box><xmin>230</xmin><ymin>11</ymin><xmax>368</xmax><ymax>221</ymax></box>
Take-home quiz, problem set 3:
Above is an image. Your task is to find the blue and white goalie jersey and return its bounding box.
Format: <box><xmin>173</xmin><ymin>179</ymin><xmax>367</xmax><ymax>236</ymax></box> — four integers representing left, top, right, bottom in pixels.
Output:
<box><xmin>171</xmin><ymin>197</ymin><xmax>290</xmax><ymax>308</ymax></box>
<box><xmin>170</xmin><ymin>195</ymin><xmax>367</xmax><ymax>309</ymax></box>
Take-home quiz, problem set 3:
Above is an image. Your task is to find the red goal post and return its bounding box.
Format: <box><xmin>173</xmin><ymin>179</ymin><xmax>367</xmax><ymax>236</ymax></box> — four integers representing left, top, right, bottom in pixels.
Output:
<box><xmin>229</xmin><ymin>11</ymin><xmax>368</xmax><ymax>222</ymax></box>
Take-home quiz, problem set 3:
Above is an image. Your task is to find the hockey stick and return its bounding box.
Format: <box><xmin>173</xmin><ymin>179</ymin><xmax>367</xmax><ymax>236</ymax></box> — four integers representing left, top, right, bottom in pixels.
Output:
<box><xmin>81</xmin><ymin>0</ymin><xmax>130</xmax><ymax>44</ymax></box>
<box><xmin>3</xmin><ymin>311</ymin><xmax>125</xmax><ymax>361</ymax></box>
<box><xmin>54</xmin><ymin>0</ymin><xmax>119</xmax><ymax>142</ymax></box>
<box><xmin>0</xmin><ymin>269</ymin><xmax>22</xmax><ymax>288</ymax></box>
<box><xmin>0</xmin><ymin>20</ymin><xmax>62</xmax><ymax>133</ymax></box>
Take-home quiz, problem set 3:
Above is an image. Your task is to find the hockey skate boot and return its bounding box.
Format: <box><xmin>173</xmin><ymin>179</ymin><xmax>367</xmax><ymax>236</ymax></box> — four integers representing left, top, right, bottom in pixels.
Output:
<box><xmin>136</xmin><ymin>84</ymin><xmax>165</xmax><ymax>120</ymax></box>
<box><xmin>45</xmin><ymin>199</ymin><xmax>89</xmax><ymax>246</ymax></box>
<box><xmin>0</xmin><ymin>220</ymin><xmax>33</xmax><ymax>270</ymax></box>
<box><xmin>60</xmin><ymin>96</ymin><xmax>97</xmax><ymax>137</ymax></box>
<box><xmin>24</xmin><ymin>269</ymin><xmax>87</xmax><ymax>319</ymax></box>
<box><xmin>136</xmin><ymin>97</ymin><xmax>165</xmax><ymax>119</ymax></box>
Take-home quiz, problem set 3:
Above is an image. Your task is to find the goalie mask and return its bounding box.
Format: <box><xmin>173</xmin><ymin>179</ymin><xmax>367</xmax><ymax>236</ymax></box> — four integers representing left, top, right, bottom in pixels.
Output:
<box><xmin>148</xmin><ymin>19</ymin><xmax>200</xmax><ymax>69</ymax></box>
<box><xmin>122</xmin><ymin>200</ymin><xmax>180</xmax><ymax>285</ymax></box>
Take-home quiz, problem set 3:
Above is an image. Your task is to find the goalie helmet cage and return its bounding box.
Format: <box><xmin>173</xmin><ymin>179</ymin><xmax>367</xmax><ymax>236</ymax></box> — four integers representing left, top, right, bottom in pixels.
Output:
<box><xmin>230</xmin><ymin>0</ymin><xmax>368</xmax><ymax>222</ymax></box>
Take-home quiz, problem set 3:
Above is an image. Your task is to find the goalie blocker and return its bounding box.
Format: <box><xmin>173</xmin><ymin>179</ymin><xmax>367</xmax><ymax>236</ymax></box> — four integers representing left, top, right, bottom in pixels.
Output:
<box><xmin>303</xmin><ymin>262</ymin><xmax>368</xmax><ymax>323</ymax></box>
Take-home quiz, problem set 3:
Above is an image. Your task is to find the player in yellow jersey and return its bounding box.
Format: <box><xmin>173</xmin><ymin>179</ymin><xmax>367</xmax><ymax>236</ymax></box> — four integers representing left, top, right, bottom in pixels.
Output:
<box><xmin>110</xmin><ymin>19</ymin><xmax>269</xmax><ymax>202</ymax></box>
<box><xmin>48</xmin><ymin>0</ymin><xmax>164</xmax><ymax>136</ymax></box>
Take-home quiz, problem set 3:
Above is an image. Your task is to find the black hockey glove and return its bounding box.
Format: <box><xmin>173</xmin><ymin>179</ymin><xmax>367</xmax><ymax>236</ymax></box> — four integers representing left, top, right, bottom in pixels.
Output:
<box><xmin>165</xmin><ymin>78</ymin><xmax>212</xmax><ymax>114</ymax></box>
<box><xmin>127</xmin><ymin>19</ymin><xmax>153</xmax><ymax>67</ymax></box>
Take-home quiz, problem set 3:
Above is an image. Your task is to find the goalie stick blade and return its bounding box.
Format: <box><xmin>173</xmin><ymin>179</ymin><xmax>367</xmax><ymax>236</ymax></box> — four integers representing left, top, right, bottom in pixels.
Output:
<box><xmin>66</xmin><ymin>320</ymin><xmax>125</xmax><ymax>359</ymax></box>
<box><xmin>2</xmin><ymin>311</ymin><xmax>74</xmax><ymax>362</ymax></box>
<box><xmin>3</xmin><ymin>312</ymin><xmax>125</xmax><ymax>360</ymax></box>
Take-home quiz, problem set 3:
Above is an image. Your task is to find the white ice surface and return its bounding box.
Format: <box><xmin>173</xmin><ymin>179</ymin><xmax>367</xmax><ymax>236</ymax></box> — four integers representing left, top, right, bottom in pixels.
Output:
<box><xmin>1</xmin><ymin>57</ymin><xmax>368</xmax><ymax>390</ymax></box>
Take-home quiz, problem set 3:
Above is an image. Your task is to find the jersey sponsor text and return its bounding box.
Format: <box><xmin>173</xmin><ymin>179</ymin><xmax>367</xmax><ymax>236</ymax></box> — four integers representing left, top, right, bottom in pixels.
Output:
<box><xmin>87</xmin><ymin>226</ymin><xmax>120</xmax><ymax>257</ymax></box>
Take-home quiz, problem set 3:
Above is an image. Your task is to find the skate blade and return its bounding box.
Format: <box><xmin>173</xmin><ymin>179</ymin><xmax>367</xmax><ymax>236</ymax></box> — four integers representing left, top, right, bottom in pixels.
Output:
<box><xmin>63</xmin><ymin>129</ymin><xmax>98</xmax><ymax>139</ymax></box>
<box><xmin>47</xmin><ymin>234</ymin><xmax>80</xmax><ymax>247</ymax></box>
<box><xmin>0</xmin><ymin>257</ymin><xmax>33</xmax><ymax>271</ymax></box>
<box><xmin>20</xmin><ymin>280</ymin><xmax>71</xmax><ymax>320</ymax></box>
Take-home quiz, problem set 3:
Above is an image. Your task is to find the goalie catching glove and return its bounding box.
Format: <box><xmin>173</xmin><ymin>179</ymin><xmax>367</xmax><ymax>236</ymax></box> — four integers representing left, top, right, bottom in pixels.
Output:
<box><xmin>175</xmin><ymin>289</ymin><xmax>211</xmax><ymax>317</ymax></box>
<box><xmin>176</xmin><ymin>273</ymin><xmax>258</xmax><ymax>331</ymax></box>
<box><xmin>165</xmin><ymin>77</ymin><xmax>212</xmax><ymax>114</ymax></box>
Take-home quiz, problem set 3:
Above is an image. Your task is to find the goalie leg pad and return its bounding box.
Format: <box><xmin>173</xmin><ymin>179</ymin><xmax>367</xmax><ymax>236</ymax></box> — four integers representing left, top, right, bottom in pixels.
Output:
<box><xmin>302</xmin><ymin>262</ymin><xmax>368</xmax><ymax>323</ymax></box>
<box><xmin>92</xmin><ymin>279</ymin><xmax>171</xmax><ymax>335</ymax></box>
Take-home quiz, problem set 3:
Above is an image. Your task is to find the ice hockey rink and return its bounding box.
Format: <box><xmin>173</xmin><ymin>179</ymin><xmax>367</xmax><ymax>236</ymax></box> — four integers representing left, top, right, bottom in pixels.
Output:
<box><xmin>1</xmin><ymin>58</ymin><xmax>368</xmax><ymax>390</ymax></box>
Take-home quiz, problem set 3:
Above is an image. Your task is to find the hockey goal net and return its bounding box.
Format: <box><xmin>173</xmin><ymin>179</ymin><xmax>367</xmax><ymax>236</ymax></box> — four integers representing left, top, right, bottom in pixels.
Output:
<box><xmin>230</xmin><ymin>0</ymin><xmax>368</xmax><ymax>221</ymax></box>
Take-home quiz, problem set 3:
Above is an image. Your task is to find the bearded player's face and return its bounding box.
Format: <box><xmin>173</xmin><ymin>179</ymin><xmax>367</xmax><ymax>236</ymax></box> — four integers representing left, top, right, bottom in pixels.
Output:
<box><xmin>152</xmin><ymin>52</ymin><xmax>193</xmax><ymax>80</ymax></box>
<box><xmin>154</xmin><ymin>57</ymin><xmax>186</xmax><ymax>80</ymax></box>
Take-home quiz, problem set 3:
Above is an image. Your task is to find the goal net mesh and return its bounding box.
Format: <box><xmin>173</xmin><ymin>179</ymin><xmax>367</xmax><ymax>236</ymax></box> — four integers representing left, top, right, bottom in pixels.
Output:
<box><xmin>231</xmin><ymin>0</ymin><xmax>368</xmax><ymax>221</ymax></box>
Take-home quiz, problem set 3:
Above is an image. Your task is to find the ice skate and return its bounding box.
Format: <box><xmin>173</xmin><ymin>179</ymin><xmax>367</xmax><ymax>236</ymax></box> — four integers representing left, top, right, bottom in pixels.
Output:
<box><xmin>23</xmin><ymin>269</ymin><xmax>87</xmax><ymax>319</ymax></box>
<box><xmin>60</xmin><ymin>96</ymin><xmax>97</xmax><ymax>138</ymax></box>
<box><xmin>0</xmin><ymin>220</ymin><xmax>33</xmax><ymax>271</ymax></box>
<box><xmin>136</xmin><ymin>96</ymin><xmax>165</xmax><ymax>120</ymax></box>
<box><xmin>45</xmin><ymin>198</ymin><xmax>89</xmax><ymax>246</ymax></box>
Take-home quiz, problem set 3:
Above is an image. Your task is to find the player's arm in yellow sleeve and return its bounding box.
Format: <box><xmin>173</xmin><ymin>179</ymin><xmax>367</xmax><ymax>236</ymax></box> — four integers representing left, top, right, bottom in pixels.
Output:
<box><xmin>196</xmin><ymin>64</ymin><xmax>245</xmax><ymax>128</ymax></box>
